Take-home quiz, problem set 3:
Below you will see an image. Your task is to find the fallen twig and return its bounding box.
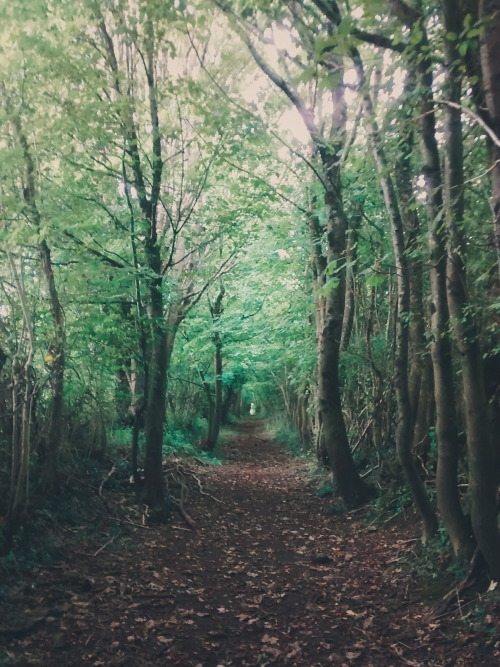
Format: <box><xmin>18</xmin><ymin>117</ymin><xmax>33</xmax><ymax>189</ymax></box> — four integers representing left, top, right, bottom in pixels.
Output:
<box><xmin>99</xmin><ymin>463</ymin><xmax>116</xmax><ymax>498</ymax></box>
<box><xmin>92</xmin><ymin>534</ymin><xmax>119</xmax><ymax>557</ymax></box>
<box><xmin>106</xmin><ymin>515</ymin><xmax>153</xmax><ymax>530</ymax></box>
<box><xmin>172</xmin><ymin>501</ymin><xmax>197</xmax><ymax>529</ymax></box>
<box><xmin>97</xmin><ymin>463</ymin><xmax>117</xmax><ymax>516</ymax></box>
<box><xmin>172</xmin><ymin>481</ymin><xmax>196</xmax><ymax>529</ymax></box>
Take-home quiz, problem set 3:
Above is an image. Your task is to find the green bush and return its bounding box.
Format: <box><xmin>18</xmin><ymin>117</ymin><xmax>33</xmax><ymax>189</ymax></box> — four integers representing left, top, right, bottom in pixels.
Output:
<box><xmin>269</xmin><ymin>417</ymin><xmax>308</xmax><ymax>457</ymax></box>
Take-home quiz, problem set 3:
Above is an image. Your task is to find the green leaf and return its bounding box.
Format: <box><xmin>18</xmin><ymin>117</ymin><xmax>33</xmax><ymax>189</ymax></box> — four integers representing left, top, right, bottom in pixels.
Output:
<box><xmin>366</xmin><ymin>274</ymin><xmax>384</xmax><ymax>288</ymax></box>
<box><xmin>317</xmin><ymin>276</ymin><xmax>340</xmax><ymax>296</ymax></box>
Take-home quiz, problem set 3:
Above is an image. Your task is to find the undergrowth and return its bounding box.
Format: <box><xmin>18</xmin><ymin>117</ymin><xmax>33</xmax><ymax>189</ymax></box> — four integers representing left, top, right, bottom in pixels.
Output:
<box><xmin>110</xmin><ymin>417</ymin><xmax>221</xmax><ymax>463</ymax></box>
<box><xmin>365</xmin><ymin>483</ymin><xmax>413</xmax><ymax>525</ymax></box>
<box><xmin>267</xmin><ymin>415</ymin><xmax>308</xmax><ymax>457</ymax></box>
<box><xmin>0</xmin><ymin>478</ymin><xmax>106</xmax><ymax>580</ymax></box>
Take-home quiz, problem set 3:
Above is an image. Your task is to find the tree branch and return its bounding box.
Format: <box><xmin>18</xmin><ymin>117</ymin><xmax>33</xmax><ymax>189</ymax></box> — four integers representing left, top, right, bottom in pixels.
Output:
<box><xmin>435</xmin><ymin>99</ymin><xmax>500</xmax><ymax>149</ymax></box>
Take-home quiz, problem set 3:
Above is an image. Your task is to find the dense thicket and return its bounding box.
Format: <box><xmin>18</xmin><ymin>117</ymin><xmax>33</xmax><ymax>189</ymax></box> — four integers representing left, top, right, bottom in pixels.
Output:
<box><xmin>0</xmin><ymin>0</ymin><xmax>499</xmax><ymax>579</ymax></box>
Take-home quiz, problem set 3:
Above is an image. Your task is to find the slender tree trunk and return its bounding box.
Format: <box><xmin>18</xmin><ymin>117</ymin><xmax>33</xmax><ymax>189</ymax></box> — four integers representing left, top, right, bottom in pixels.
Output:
<box><xmin>393</xmin><ymin>5</ymin><xmax>472</xmax><ymax>555</ymax></box>
<box><xmin>443</xmin><ymin>0</ymin><xmax>499</xmax><ymax>571</ymax></box>
<box><xmin>232</xmin><ymin>1</ymin><xmax>371</xmax><ymax>504</ymax></box>
<box><xmin>123</xmin><ymin>161</ymin><xmax>148</xmax><ymax>494</ymax></box>
<box><xmin>205</xmin><ymin>285</ymin><xmax>225</xmax><ymax>451</ymax></box>
<box><xmin>221</xmin><ymin>386</ymin><xmax>234</xmax><ymax>424</ymax></box>
<box><xmin>358</xmin><ymin>64</ymin><xmax>437</xmax><ymax>539</ymax></box>
<box><xmin>100</xmin><ymin>16</ymin><xmax>171</xmax><ymax>513</ymax></box>
<box><xmin>365</xmin><ymin>285</ymin><xmax>384</xmax><ymax>455</ymax></box>
<box><xmin>207</xmin><ymin>332</ymin><xmax>223</xmax><ymax>450</ymax></box>
<box><xmin>39</xmin><ymin>240</ymin><xmax>65</xmax><ymax>492</ymax></box>
<box><xmin>318</xmin><ymin>168</ymin><xmax>372</xmax><ymax>504</ymax></box>
<box><xmin>479</xmin><ymin>0</ymin><xmax>500</xmax><ymax>276</ymax></box>
<box><xmin>341</xmin><ymin>225</ymin><xmax>357</xmax><ymax>351</ymax></box>
<box><xmin>142</xmin><ymin>242</ymin><xmax>168</xmax><ymax>510</ymax></box>
<box><xmin>412</xmin><ymin>360</ymin><xmax>433</xmax><ymax>459</ymax></box>
<box><xmin>307</xmin><ymin>192</ymin><xmax>328</xmax><ymax>465</ymax></box>
<box><xmin>129</xmin><ymin>360</ymin><xmax>145</xmax><ymax>492</ymax></box>
<box><xmin>6</xmin><ymin>255</ymin><xmax>35</xmax><ymax>535</ymax></box>
<box><xmin>394</xmin><ymin>80</ymin><xmax>427</xmax><ymax>430</ymax></box>
<box><xmin>11</xmin><ymin>114</ymin><xmax>65</xmax><ymax>493</ymax></box>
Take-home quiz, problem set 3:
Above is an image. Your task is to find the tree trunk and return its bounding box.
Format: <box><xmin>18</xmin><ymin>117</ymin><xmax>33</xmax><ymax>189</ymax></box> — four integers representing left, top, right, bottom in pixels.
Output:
<box><xmin>129</xmin><ymin>360</ymin><xmax>146</xmax><ymax>493</ymax></box>
<box><xmin>307</xmin><ymin>192</ymin><xmax>328</xmax><ymax>465</ymax></box>
<box><xmin>318</xmin><ymin>171</ymin><xmax>372</xmax><ymax>505</ymax></box>
<box><xmin>6</xmin><ymin>254</ymin><xmax>35</xmax><ymax>536</ymax></box>
<box><xmin>11</xmin><ymin>113</ymin><xmax>66</xmax><ymax>494</ymax></box>
<box><xmin>387</xmin><ymin>1</ymin><xmax>472</xmax><ymax>554</ymax></box>
<box><xmin>479</xmin><ymin>0</ymin><xmax>500</xmax><ymax>276</ymax></box>
<box><xmin>359</xmin><ymin>63</ymin><xmax>438</xmax><ymax>539</ymax></box>
<box><xmin>205</xmin><ymin>286</ymin><xmax>225</xmax><ymax>452</ymax></box>
<box><xmin>394</xmin><ymin>79</ymin><xmax>427</xmax><ymax>430</ymax></box>
<box><xmin>39</xmin><ymin>240</ymin><xmax>65</xmax><ymax>493</ymax></box>
<box><xmin>232</xmin><ymin>1</ymin><xmax>371</xmax><ymax>504</ymax></box>
<box><xmin>142</xmin><ymin>242</ymin><xmax>168</xmax><ymax>511</ymax></box>
<box><xmin>443</xmin><ymin>0</ymin><xmax>499</xmax><ymax>572</ymax></box>
<box><xmin>341</xmin><ymin>225</ymin><xmax>357</xmax><ymax>351</ymax></box>
<box><xmin>221</xmin><ymin>386</ymin><xmax>234</xmax><ymax>424</ymax></box>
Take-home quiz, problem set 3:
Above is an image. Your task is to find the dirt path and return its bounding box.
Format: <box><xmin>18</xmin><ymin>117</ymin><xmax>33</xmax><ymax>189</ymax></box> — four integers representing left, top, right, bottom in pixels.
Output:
<box><xmin>1</xmin><ymin>421</ymin><xmax>497</xmax><ymax>665</ymax></box>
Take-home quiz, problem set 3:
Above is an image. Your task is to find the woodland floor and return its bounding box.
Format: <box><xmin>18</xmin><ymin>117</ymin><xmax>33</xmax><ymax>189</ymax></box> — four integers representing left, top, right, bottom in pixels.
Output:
<box><xmin>1</xmin><ymin>420</ymin><xmax>499</xmax><ymax>666</ymax></box>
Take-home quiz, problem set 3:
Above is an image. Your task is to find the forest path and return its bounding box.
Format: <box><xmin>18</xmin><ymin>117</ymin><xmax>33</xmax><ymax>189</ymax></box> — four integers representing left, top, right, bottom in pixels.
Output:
<box><xmin>1</xmin><ymin>421</ymin><xmax>495</xmax><ymax>666</ymax></box>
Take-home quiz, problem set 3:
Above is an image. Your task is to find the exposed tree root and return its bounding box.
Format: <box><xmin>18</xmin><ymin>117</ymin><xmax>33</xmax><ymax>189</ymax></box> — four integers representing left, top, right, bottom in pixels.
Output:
<box><xmin>427</xmin><ymin>547</ymin><xmax>485</xmax><ymax>620</ymax></box>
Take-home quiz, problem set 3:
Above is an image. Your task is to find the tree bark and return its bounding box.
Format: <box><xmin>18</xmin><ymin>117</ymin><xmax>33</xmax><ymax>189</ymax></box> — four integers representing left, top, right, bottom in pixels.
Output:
<box><xmin>479</xmin><ymin>0</ymin><xmax>500</xmax><ymax>276</ymax></box>
<box><xmin>358</xmin><ymin>59</ymin><xmax>438</xmax><ymax>539</ymax></box>
<box><xmin>340</xmin><ymin>225</ymin><xmax>357</xmax><ymax>351</ymax></box>
<box><xmin>443</xmin><ymin>0</ymin><xmax>499</xmax><ymax>572</ymax></box>
<box><xmin>142</xmin><ymin>241</ymin><xmax>169</xmax><ymax>509</ymax></box>
<box><xmin>10</xmin><ymin>112</ymin><xmax>65</xmax><ymax>494</ymax></box>
<box><xmin>318</xmin><ymin>161</ymin><xmax>372</xmax><ymax>504</ymax></box>
<box><xmin>394</xmin><ymin>78</ymin><xmax>427</xmax><ymax>431</ymax></box>
<box><xmin>389</xmin><ymin>1</ymin><xmax>471</xmax><ymax>554</ymax></box>
<box><xmin>6</xmin><ymin>254</ymin><xmax>35</xmax><ymax>533</ymax></box>
<box><xmin>205</xmin><ymin>285</ymin><xmax>225</xmax><ymax>452</ymax></box>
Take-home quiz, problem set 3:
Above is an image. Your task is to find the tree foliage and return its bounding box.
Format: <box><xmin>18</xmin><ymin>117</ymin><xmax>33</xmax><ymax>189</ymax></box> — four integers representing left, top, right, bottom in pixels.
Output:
<box><xmin>0</xmin><ymin>0</ymin><xmax>499</xmax><ymax>580</ymax></box>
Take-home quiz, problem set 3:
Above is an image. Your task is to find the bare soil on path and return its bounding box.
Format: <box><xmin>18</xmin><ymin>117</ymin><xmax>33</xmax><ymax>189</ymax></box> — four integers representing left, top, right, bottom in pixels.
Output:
<box><xmin>1</xmin><ymin>420</ymin><xmax>498</xmax><ymax>666</ymax></box>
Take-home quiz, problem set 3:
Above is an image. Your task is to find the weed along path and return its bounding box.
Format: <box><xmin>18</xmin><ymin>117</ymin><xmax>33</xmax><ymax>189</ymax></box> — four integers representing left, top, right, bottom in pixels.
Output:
<box><xmin>1</xmin><ymin>421</ymin><xmax>497</xmax><ymax>666</ymax></box>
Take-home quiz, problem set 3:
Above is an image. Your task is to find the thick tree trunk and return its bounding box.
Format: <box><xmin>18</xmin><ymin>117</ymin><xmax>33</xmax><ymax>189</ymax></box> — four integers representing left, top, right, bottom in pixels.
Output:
<box><xmin>221</xmin><ymin>386</ymin><xmax>234</xmax><ymax>424</ymax></box>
